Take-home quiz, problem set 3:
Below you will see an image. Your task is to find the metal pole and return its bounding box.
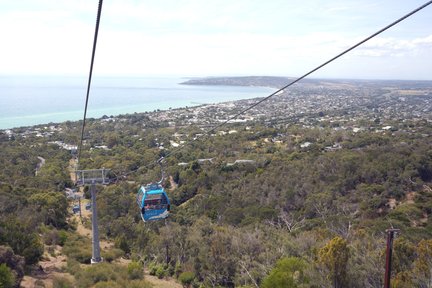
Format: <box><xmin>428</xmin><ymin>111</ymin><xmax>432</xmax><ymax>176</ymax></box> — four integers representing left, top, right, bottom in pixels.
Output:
<box><xmin>384</xmin><ymin>229</ymin><xmax>400</xmax><ymax>288</ymax></box>
<box><xmin>79</xmin><ymin>197</ymin><xmax>82</xmax><ymax>220</ymax></box>
<box><xmin>91</xmin><ymin>181</ymin><xmax>102</xmax><ymax>264</ymax></box>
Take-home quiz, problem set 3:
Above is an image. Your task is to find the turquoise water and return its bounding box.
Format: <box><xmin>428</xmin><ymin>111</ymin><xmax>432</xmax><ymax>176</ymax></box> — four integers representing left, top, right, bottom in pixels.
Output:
<box><xmin>0</xmin><ymin>76</ymin><xmax>273</xmax><ymax>129</ymax></box>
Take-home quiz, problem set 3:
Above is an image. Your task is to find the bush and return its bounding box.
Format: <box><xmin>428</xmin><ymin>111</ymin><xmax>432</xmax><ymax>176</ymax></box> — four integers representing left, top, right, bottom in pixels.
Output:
<box><xmin>52</xmin><ymin>276</ymin><xmax>74</xmax><ymax>288</ymax></box>
<box><xmin>0</xmin><ymin>263</ymin><xmax>16</xmax><ymax>288</ymax></box>
<box><xmin>148</xmin><ymin>262</ymin><xmax>158</xmax><ymax>276</ymax></box>
<box><xmin>127</xmin><ymin>280</ymin><xmax>153</xmax><ymax>288</ymax></box>
<box><xmin>62</xmin><ymin>234</ymin><xmax>92</xmax><ymax>264</ymax></box>
<box><xmin>155</xmin><ymin>265</ymin><xmax>167</xmax><ymax>279</ymax></box>
<box><xmin>262</xmin><ymin>257</ymin><xmax>309</xmax><ymax>288</ymax></box>
<box><xmin>178</xmin><ymin>271</ymin><xmax>195</xmax><ymax>287</ymax></box>
<box><xmin>114</xmin><ymin>235</ymin><xmax>130</xmax><ymax>254</ymax></box>
<box><xmin>43</xmin><ymin>230</ymin><xmax>59</xmax><ymax>246</ymax></box>
<box><xmin>42</xmin><ymin>228</ymin><xmax>68</xmax><ymax>246</ymax></box>
<box><xmin>174</xmin><ymin>261</ymin><xmax>182</xmax><ymax>278</ymax></box>
<box><xmin>76</xmin><ymin>263</ymin><xmax>121</xmax><ymax>287</ymax></box>
<box><xmin>74</xmin><ymin>263</ymin><xmax>152</xmax><ymax>288</ymax></box>
<box><xmin>102</xmin><ymin>248</ymin><xmax>124</xmax><ymax>263</ymax></box>
<box><xmin>166</xmin><ymin>264</ymin><xmax>175</xmax><ymax>277</ymax></box>
<box><xmin>93</xmin><ymin>281</ymin><xmax>122</xmax><ymax>288</ymax></box>
<box><xmin>66</xmin><ymin>259</ymin><xmax>81</xmax><ymax>276</ymax></box>
<box><xmin>22</xmin><ymin>238</ymin><xmax>44</xmax><ymax>265</ymax></box>
<box><xmin>127</xmin><ymin>261</ymin><xmax>143</xmax><ymax>280</ymax></box>
<box><xmin>0</xmin><ymin>245</ymin><xmax>24</xmax><ymax>286</ymax></box>
<box><xmin>58</xmin><ymin>230</ymin><xmax>68</xmax><ymax>246</ymax></box>
<box><xmin>387</xmin><ymin>204</ymin><xmax>423</xmax><ymax>226</ymax></box>
<box><xmin>64</xmin><ymin>245</ymin><xmax>92</xmax><ymax>264</ymax></box>
<box><xmin>147</xmin><ymin>262</ymin><xmax>169</xmax><ymax>279</ymax></box>
<box><xmin>89</xmin><ymin>279</ymin><xmax>153</xmax><ymax>288</ymax></box>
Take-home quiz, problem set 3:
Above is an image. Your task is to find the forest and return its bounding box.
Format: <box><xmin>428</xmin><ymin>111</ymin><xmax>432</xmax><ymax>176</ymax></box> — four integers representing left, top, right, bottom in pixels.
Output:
<box><xmin>1</xmin><ymin>100</ymin><xmax>432</xmax><ymax>287</ymax></box>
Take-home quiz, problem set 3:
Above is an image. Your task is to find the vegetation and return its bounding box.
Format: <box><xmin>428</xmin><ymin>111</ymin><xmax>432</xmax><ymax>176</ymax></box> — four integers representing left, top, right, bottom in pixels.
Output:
<box><xmin>0</xmin><ymin>263</ymin><xmax>16</xmax><ymax>288</ymax></box>
<box><xmin>261</xmin><ymin>257</ymin><xmax>308</xmax><ymax>288</ymax></box>
<box><xmin>0</xmin><ymin>94</ymin><xmax>431</xmax><ymax>287</ymax></box>
<box><xmin>178</xmin><ymin>271</ymin><xmax>196</xmax><ymax>287</ymax></box>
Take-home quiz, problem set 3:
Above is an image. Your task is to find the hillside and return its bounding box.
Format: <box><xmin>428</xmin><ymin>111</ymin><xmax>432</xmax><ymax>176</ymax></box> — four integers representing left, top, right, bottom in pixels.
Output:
<box><xmin>180</xmin><ymin>76</ymin><xmax>297</xmax><ymax>87</ymax></box>
<box><xmin>1</xmin><ymin>78</ymin><xmax>432</xmax><ymax>287</ymax></box>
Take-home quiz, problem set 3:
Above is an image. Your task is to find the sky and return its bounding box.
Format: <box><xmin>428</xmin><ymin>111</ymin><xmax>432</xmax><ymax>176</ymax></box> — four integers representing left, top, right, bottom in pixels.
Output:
<box><xmin>0</xmin><ymin>0</ymin><xmax>431</xmax><ymax>80</ymax></box>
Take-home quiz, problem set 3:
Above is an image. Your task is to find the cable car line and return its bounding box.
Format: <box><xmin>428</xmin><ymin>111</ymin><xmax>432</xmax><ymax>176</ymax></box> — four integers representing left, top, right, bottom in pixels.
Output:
<box><xmin>111</xmin><ymin>0</ymin><xmax>432</xmax><ymax>182</ymax></box>
<box><xmin>73</xmin><ymin>0</ymin><xmax>432</xmax><ymax>223</ymax></box>
<box><xmin>197</xmin><ymin>0</ymin><xmax>432</xmax><ymax>138</ymax></box>
<box><xmin>77</xmin><ymin>0</ymin><xmax>104</xmax><ymax>165</ymax></box>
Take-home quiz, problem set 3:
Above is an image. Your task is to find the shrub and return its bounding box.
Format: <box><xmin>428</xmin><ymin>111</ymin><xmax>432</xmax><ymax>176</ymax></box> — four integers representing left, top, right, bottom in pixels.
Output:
<box><xmin>42</xmin><ymin>228</ymin><xmax>67</xmax><ymax>246</ymax></box>
<box><xmin>174</xmin><ymin>261</ymin><xmax>182</xmax><ymax>278</ymax></box>
<box><xmin>114</xmin><ymin>235</ymin><xmax>130</xmax><ymax>254</ymax></box>
<box><xmin>262</xmin><ymin>257</ymin><xmax>309</xmax><ymax>288</ymax></box>
<box><xmin>63</xmin><ymin>245</ymin><xmax>91</xmax><ymax>264</ymax></box>
<box><xmin>127</xmin><ymin>280</ymin><xmax>153</xmax><ymax>288</ymax></box>
<box><xmin>74</xmin><ymin>263</ymin><xmax>152</xmax><ymax>287</ymax></box>
<box><xmin>76</xmin><ymin>263</ymin><xmax>121</xmax><ymax>287</ymax></box>
<box><xmin>388</xmin><ymin>204</ymin><xmax>423</xmax><ymax>225</ymax></box>
<box><xmin>148</xmin><ymin>262</ymin><xmax>157</xmax><ymax>276</ymax></box>
<box><xmin>102</xmin><ymin>248</ymin><xmax>124</xmax><ymax>263</ymax></box>
<box><xmin>155</xmin><ymin>265</ymin><xmax>167</xmax><ymax>279</ymax></box>
<box><xmin>58</xmin><ymin>230</ymin><xmax>68</xmax><ymax>246</ymax></box>
<box><xmin>43</xmin><ymin>230</ymin><xmax>59</xmax><ymax>246</ymax></box>
<box><xmin>66</xmin><ymin>259</ymin><xmax>81</xmax><ymax>276</ymax></box>
<box><xmin>149</xmin><ymin>263</ymin><xmax>169</xmax><ymax>279</ymax></box>
<box><xmin>22</xmin><ymin>238</ymin><xmax>44</xmax><ymax>265</ymax></box>
<box><xmin>0</xmin><ymin>263</ymin><xmax>16</xmax><ymax>288</ymax></box>
<box><xmin>52</xmin><ymin>276</ymin><xmax>74</xmax><ymax>288</ymax></box>
<box><xmin>62</xmin><ymin>234</ymin><xmax>92</xmax><ymax>264</ymax></box>
<box><xmin>93</xmin><ymin>281</ymin><xmax>122</xmax><ymax>288</ymax></box>
<box><xmin>166</xmin><ymin>264</ymin><xmax>175</xmax><ymax>277</ymax></box>
<box><xmin>179</xmin><ymin>271</ymin><xmax>195</xmax><ymax>287</ymax></box>
<box><xmin>127</xmin><ymin>261</ymin><xmax>143</xmax><ymax>280</ymax></box>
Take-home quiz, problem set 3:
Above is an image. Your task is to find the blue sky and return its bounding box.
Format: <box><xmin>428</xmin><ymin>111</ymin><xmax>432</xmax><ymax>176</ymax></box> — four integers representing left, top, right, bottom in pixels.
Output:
<box><xmin>0</xmin><ymin>0</ymin><xmax>431</xmax><ymax>79</ymax></box>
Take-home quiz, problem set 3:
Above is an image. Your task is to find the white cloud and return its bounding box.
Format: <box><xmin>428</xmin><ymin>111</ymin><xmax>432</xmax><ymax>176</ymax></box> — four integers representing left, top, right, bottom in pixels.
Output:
<box><xmin>354</xmin><ymin>35</ymin><xmax>432</xmax><ymax>57</ymax></box>
<box><xmin>89</xmin><ymin>30</ymin><xmax>354</xmax><ymax>76</ymax></box>
<box><xmin>0</xmin><ymin>0</ymin><xmax>431</xmax><ymax>79</ymax></box>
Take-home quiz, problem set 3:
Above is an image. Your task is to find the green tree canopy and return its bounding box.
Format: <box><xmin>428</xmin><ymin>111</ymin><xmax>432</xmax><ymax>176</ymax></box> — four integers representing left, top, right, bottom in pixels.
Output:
<box><xmin>261</xmin><ymin>257</ymin><xmax>309</xmax><ymax>288</ymax></box>
<box><xmin>318</xmin><ymin>236</ymin><xmax>349</xmax><ymax>288</ymax></box>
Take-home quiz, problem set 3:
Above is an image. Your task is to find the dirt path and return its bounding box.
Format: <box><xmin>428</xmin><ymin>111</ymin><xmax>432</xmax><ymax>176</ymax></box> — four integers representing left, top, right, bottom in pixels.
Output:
<box><xmin>69</xmin><ymin>158</ymin><xmax>77</xmax><ymax>183</ymax></box>
<box><xmin>72</xmin><ymin>198</ymin><xmax>113</xmax><ymax>250</ymax></box>
<box><xmin>169</xmin><ymin>175</ymin><xmax>178</xmax><ymax>191</ymax></box>
<box><xmin>35</xmin><ymin>156</ymin><xmax>46</xmax><ymax>176</ymax></box>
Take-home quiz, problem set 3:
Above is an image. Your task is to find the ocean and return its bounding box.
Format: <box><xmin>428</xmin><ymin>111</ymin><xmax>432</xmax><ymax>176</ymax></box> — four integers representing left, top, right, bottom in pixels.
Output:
<box><xmin>0</xmin><ymin>76</ymin><xmax>274</xmax><ymax>130</ymax></box>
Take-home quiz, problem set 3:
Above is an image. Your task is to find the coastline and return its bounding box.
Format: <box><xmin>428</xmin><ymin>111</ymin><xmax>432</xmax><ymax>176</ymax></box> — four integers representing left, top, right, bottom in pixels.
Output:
<box><xmin>0</xmin><ymin>76</ymin><xmax>274</xmax><ymax>130</ymax></box>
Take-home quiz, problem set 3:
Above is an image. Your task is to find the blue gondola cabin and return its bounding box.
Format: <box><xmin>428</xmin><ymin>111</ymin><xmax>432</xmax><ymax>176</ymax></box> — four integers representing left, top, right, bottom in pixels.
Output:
<box><xmin>137</xmin><ymin>183</ymin><xmax>170</xmax><ymax>222</ymax></box>
<box><xmin>72</xmin><ymin>204</ymin><xmax>80</xmax><ymax>214</ymax></box>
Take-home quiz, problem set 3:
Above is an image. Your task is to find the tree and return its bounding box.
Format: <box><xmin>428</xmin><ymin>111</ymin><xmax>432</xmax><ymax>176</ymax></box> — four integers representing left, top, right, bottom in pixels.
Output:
<box><xmin>261</xmin><ymin>257</ymin><xmax>309</xmax><ymax>288</ymax></box>
<box><xmin>0</xmin><ymin>218</ymin><xmax>44</xmax><ymax>265</ymax></box>
<box><xmin>392</xmin><ymin>238</ymin><xmax>416</xmax><ymax>275</ymax></box>
<box><xmin>413</xmin><ymin>239</ymin><xmax>432</xmax><ymax>287</ymax></box>
<box><xmin>318</xmin><ymin>236</ymin><xmax>349</xmax><ymax>288</ymax></box>
<box><xmin>28</xmin><ymin>192</ymin><xmax>68</xmax><ymax>228</ymax></box>
<box><xmin>0</xmin><ymin>245</ymin><xmax>24</xmax><ymax>287</ymax></box>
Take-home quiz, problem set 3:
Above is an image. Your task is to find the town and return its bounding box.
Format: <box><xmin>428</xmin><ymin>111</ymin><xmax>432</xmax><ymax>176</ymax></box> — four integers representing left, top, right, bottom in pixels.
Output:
<box><xmin>2</xmin><ymin>77</ymin><xmax>432</xmax><ymax>149</ymax></box>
